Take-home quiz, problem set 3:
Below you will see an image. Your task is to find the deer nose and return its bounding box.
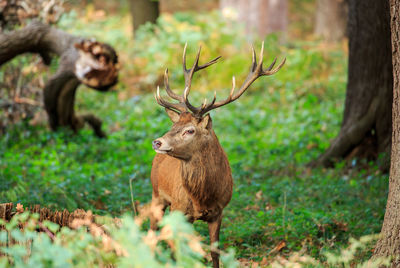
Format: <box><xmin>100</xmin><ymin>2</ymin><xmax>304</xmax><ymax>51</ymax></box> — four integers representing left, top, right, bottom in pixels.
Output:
<box><xmin>152</xmin><ymin>140</ymin><xmax>162</xmax><ymax>149</ymax></box>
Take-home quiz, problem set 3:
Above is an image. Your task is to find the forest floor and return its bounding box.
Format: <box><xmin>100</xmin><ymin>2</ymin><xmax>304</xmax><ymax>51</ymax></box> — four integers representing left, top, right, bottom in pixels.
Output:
<box><xmin>0</xmin><ymin>7</ymin><xmax>388</xmax><ymax>266</ymax></box>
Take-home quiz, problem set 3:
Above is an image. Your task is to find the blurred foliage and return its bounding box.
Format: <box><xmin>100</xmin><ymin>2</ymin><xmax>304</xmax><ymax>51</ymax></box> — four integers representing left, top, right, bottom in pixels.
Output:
<box><xmin>271</xmin><ymin>235</ymin><xmax>389</xmax><ymax>267</ymax></box>
<box><xmin>289</xmin><ymin>0</ymin><xmax>317</xmax><ymax>39</ymax></box>
<box><xmin>0</xmin><ymin>213</ymin><xmax>388</xmax><ymax>268</ymax></box>
<box><xmin>0</xmin><ymin>4</ymin><xmax>388</xmax><ymax>266</ymax></box>
<box><xmin>0</xmin><ymin>211</ymin><xmax>237</xmax><ymax>267</ymax></box>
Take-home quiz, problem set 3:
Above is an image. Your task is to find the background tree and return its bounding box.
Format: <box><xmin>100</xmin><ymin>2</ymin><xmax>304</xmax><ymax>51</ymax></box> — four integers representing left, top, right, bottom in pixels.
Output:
<box><xmin>0</xmin><ymin>21</ymin><xmax>119</xmax><ymax>137</ymax></box>
<box><xmin>219</xmin><ymin>0</ymin><xmax>287</xmax><ymax>38</ymax></box>
<box><xmin>373</xmin><ymin>0</ymin><xmax>400</xmax><ymax>265</ymax></box>
<box><xmin>129</xmin><ymin>0</ymin><xmax>159</xmax><ymax>37</ymax></box>
<box><xmin>314</xmin><ymin>0</ymin><xmax>347</xmax><ymax>42</ymax></box>
<box><xmin>313</xmin><ymin>0</ymin><xmax>393</xmax><ymax>170</ymax></box>
<box><xmin>159</xmin><ymin>0</ymin><xmax>217</xmax><ymax>12</ymax></box>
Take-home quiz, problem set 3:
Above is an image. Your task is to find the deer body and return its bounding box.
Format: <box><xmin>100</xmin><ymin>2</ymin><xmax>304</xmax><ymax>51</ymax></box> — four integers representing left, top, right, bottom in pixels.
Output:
<box><xmin>149</xmin><ymin>43</ymin><xmax>285</xmax><ymax>268</ymax></box>
<box><xmin>151</xmin><ymin>113</ymin><xmax>232</xmax><ymax>223</ymax></box>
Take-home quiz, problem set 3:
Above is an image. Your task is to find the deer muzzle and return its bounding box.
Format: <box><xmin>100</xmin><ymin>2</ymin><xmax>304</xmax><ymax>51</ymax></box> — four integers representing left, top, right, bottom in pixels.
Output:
<box><xmin>152</xmin><ymin>139</ymin><xmax>172</xmax><ymax>154</ymax></box>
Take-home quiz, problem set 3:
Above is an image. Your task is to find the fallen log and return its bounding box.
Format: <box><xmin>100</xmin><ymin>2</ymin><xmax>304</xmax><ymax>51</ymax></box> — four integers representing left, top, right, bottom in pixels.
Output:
<box><xmin>0</xmin><ymin>202</ymin><xmax>93</xmax><ymax>227</ymax></box>
<box><xmin>0</xmin><ymin>203</ymin><xmax>123</xmax><ymax>261</ymax></box>
<box><xmin>0</xmin><ymin>21</ymin><xmax>119</xmax><ymax>137</ymax></box>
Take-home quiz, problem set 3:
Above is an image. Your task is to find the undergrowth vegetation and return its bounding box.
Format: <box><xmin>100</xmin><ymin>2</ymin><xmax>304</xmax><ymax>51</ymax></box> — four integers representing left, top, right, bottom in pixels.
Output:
<box><xmin>0</xmin><ymin>211</ymin><xmax>238</xmax><ymax>267</ymax></box>
<box><xmin>0</xmin><ymin>5</ymin><xmax>389</xmax><ymax>266</ymax></box>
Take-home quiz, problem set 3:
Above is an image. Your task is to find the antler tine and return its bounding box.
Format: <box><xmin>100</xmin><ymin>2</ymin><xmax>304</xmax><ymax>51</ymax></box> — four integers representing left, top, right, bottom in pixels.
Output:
<box><xmin>197</xmin><ymin>55</ymin><xmax>222</xmax><ymax>70</ymax></box>
<box><xmin>183</xmin><ymin>42</ymin><xmax>188</xmax><ymax>72</ymax></box>
<box><xmin>210</xmin><ymin>91</ymin><xmax>217</xmax><ymax>106</ymax></box>
<box><xmin>199</xmin><ymin>91</ymin><xmax>217</xmax><ymax>112</ymax></box>
<box><xmin>201</xmin><ymin>98</ymin><xmax>208</xmax><ymax>110</ymax></box>
<box><xmin>198</xmin><ymin>76</ymin><xmax>235</xmax><ymax>115</ymax></box>
<box><xmin>164</xmin><ymin>68</ymin><xmax>183</xmax><ymax>101</ymax></box>
<box><xmin>258</xmin><ymin>41</ymin><xmax>264</xmax><ymax>69</ymax></box>
<box><xmin>184</xmin><ymin>46</ymin><xmax>202</xmax><ymax>87</ymax></box>
<box><xmin>251</xmin><ymin>44</ymin><xmax>257</xmax><ymax>72</ymax></box>
<box><xmin>155</xmin><ymin>86</ymin><xmax>186</xmax><ymax>113</ymax></box>
<box><xmin>196</xmin><ymin>43</ymin><xmax>285</xmax><ymax>117</ymax></box>
<box><xmin>181</xmin><ymin>44</ymin><xmax>222</xmax><ymax>115</ymax></box>
<box><xmin>265</xmin><ymin>57</ymin><xmax>277</xmax><ymax>71</ymax></box>
<box><xmin>156</xmin><ymin>44</ymin><xmax>224</xmax><ymax>115</ymax></box>
<box><xmin>263</xmin><ymin>57</ymin><xmax>286</xmax><ymax>75</ymax></box>
<box><xmin>183</xmin><ymin>86</ymin><xmax>202</xmax><ymax>114</ymax></box>
<box><xmin>231</xmin><ymin>49</ymin><xmax>285</xmax><ymax>101</ymax></box>
<box><xmin>230</xmin><ymin>76</ymin><xmax>236</xmax><ymax>97</ymax></box>
<box><xmin>183</xmin><ymin>45</ymin><xmax>221</xmax><ymax>88</ymax></box>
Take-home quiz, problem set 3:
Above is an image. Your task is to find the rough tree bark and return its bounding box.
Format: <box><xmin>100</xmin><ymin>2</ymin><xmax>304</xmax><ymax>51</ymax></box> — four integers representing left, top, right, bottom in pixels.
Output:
<box><xmin>220</xmin><ymin>0</ymin><xmax>287</xmax><ymax>38</ymax></box>
<box><xmin>373</xmin><ymin>1</ymin><xmax>400</xmax><ymax>266</ymax></box>
<box><xmin>313</xmin><ymin>0</ymin><xmax>393</xmax><ymax>169</ymax></box>
<box><xmin>0</xmin><ymin>21</ymin><xmax>119</xmax><ymax>137</ymax></box>
<box><xmin>129</xmin><ymin>0</ymin><xmax>159</xmax><ymax>36</ymax></box>
<box><xmin>314</xmin><ymin>0</ymin><xmax>348</xmax><ymax>42</ymax></box>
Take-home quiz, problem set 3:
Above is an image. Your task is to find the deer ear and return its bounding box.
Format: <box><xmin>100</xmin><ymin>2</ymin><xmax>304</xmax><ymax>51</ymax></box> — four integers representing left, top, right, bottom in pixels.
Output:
<box><xmin>199</xmin><ymin>114</ymin><xmax>212</xmax><ymax>129</ymax></box>
<box><xmin>165</xmin><ymin>108</ymin><xmax>180</xmax><ymax>123</ymax></box>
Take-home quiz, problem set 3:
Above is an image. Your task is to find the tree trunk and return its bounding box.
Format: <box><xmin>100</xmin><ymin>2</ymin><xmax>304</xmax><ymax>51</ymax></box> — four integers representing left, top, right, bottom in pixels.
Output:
<box><xmin>220</xmin><ymin>0</ymin><xmax>287</xmax><ymax>38</ymax></box>
<box><xmin>129</xmin><ymin>0</ymin><xmax>159</xmax><ymax>36</ymax></box>
<box><xmin>313</xmin><ymin>0</ymin><xmax>393</xmax><ymax>170</ymax></box>
<box><xmin>314</xmin><ymin>0</ymin><xmax>348</xmax><ymax>42</ymax></box>
<box><xmin>0</xmin><ymin>21</ymin><xmax>119</xmax><ymax>137</ymax></box>
<box><xmin>373</xmin><ymin>1</ymin><xmax>400</xmax><ymax>265</ymax></box>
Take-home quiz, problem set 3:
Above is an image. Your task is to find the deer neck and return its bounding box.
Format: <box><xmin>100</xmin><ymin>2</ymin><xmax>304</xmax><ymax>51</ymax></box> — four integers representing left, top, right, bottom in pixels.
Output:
<box><xmin>180</xmin><ymin>132</ymin><xmax>227</xmax><ymax>207</ymax></box>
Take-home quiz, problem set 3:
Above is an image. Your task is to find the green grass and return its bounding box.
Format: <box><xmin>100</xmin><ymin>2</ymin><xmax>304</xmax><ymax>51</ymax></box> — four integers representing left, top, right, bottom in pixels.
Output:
<box><xmin>0</xmin><ymin>9</ymin><xmax>389</xmax><ymax>265</ymax></box>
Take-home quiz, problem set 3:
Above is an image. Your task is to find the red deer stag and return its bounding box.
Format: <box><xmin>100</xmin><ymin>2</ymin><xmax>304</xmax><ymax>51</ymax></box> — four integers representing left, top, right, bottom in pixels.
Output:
<box><xmin>150</xmin><ymin>42</ymin><xmax>285</xmax><ymax>268</ymax></box>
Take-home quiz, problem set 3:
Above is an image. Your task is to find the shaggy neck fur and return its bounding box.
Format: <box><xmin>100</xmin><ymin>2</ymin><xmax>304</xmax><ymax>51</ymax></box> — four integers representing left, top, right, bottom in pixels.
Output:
<box><xmin>180</xmin><ymin>131</ymin><xmax>229</xmax><ymax>209</ymax></box>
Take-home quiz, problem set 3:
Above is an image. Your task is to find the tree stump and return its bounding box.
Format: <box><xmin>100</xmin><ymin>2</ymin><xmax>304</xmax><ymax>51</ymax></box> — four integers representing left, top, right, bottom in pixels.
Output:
<box><xmin>0</xmin><ymin>21</ymin><xmax>119</xmax><ymax>137</ymax></box>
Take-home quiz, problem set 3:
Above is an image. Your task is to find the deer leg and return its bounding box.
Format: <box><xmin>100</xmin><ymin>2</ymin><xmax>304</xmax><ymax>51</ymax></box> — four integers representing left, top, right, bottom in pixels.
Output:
<box><xmin>208</xmin><ymin>216</ymin><xmax>222</xmax><ymax>268</ymax></box>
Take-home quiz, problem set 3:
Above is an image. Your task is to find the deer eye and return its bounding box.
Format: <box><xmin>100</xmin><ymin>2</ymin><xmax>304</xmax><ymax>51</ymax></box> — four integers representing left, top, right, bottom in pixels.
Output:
<box><xmin>184</xmin><ymin>129</ymin><xmax>195</xmax><ymax>135</ymax></box>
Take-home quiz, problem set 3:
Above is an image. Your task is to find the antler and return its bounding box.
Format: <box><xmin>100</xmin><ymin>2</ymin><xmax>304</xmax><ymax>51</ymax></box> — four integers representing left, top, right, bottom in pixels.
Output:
<box><xmin>154</xmin><ymin>42</ymin><xmax>285</xmax><ymax>117</ymax></box>
<box><xmin>191</xmin><ymin>41</ymin><xmax>286</xmax><ymax>117</ymax></box>
<box><xmin>154</xmin><ymin>43</ymin><xmax>221</xmax><ymax>114</ymax></box>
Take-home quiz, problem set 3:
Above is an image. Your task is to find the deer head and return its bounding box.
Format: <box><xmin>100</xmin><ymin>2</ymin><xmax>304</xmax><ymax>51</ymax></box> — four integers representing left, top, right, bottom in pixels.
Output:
<box><xmin>152</xmin><ymin>110</ymin><xmax>213</xmax><ymax>160</ymax></box>
<box><xmin>152</xmin><ymin>42</ymin><xmax>285</xmax><ymax>160</ymax></box>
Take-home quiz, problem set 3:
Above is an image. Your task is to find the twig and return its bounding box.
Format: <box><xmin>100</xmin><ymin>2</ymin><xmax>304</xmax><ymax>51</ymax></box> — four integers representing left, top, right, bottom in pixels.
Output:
<box><xmin>129</xmin><ymin>173</ymin><xmax>138</xmax><ymax>216</ymax></box>
<box><xmin>13</xmin><ymin>97</ymin><xmax>42</xmax><ymax>107</ymax></box>
<box><xmin>283</xmin><ymin>191</ymin><xmax>287</xmax><ymax>240</ymax></box>
<box><xmin>38</xmin><ymin>222</ymin><xmax>55</xmax><ymax>241</ymax></box>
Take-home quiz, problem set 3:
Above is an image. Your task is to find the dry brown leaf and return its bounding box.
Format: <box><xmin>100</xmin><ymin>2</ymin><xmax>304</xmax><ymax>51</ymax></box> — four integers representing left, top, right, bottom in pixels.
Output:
<box><xmin>260</xmin><ymin>257</ymin><xmax>268</xmax><ymax>265</ymax></box>
<box><xmin>270</xmin><ymin>241</ymin><xmax>286</xmax><ymax>254</ymax></box>
<box><xmin>244</xmin><ymin>204</ymin><xmax>260</xmax><ymax>211</ymax></box>
<box><xmin>265</xmin><ymin>203</ymin><xmax>273</xmax><ymax>211</ymax></box>
<box><xmin>306</xmin><ymin>143</ymin><xmax>317</xmax><ymax>150</ymax></box>
<box><xmin>16</xmin><ymin>203</ymin><xmax>24</xmax><ymax>213</ymax></box>
<box><xmin>159</xmin><ymin>225</ymin><xmax>173</xmax><ymax>240</ymax></box>
<box><xmin>150</xmin><ymin>203</ymin><xmax>164</xmax><ymax>222</ymax></box>
<box><xmin>255</xmin><ymin>190</ymin><xmax>263</xmax><ymax>200</ymax></box>
<box><xmin>143</xmin><ymin>229</ymin><xmax>158</xmax><ymax>251</ymax></box>
<box><xmin>188</xmin><ymin>239</ymin><xmax>205</xmax><ymax>256</ymax></box>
